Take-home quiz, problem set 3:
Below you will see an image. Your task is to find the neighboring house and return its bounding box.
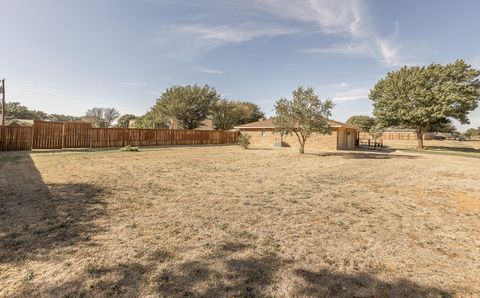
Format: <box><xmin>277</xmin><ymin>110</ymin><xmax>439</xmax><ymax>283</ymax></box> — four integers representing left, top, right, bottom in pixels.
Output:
<box><xmin>360</xmin><ymin>128</ymin><xmax>435</xmax><ymax>140</ymax></box>
<box><xmin>128</xmin><ymin>119</ymin><xmax>137</xmax><ymax>128</ymax></box>
<box><xmin>234</xmin><ymin>119</ymin><xmax>359</xmax><ymax>150</ymax></box>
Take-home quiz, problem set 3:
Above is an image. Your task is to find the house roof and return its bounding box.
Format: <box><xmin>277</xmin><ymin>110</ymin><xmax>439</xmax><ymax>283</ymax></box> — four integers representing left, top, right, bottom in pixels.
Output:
<box><xmin>234</xmin><ymin>118</ymin><xmax>359</xmax><ymax>130</ymax></box>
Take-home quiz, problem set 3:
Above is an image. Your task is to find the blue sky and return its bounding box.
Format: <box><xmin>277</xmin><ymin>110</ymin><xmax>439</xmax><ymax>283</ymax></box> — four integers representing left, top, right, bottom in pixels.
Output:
<box><xmin>1</xmin><ymin>0</ymin><xmax>480</xmax><ymax>130</ymax></box>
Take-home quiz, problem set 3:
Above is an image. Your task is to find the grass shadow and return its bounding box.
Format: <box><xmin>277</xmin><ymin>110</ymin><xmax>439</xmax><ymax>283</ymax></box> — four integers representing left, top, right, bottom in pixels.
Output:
<box><xmin>0</xmin><ymin>153</ymin><xmax>106</xmax><ymax>264</ymax></box>
<box><xmin>294</xmin><ymin>268</ymin><xmax>451</xmax><ymax>297</ymax></box>
<box><xmin>14</xmin><ymin>240</ymin><xmax>454</xmax><ymax>297</ymax></box>
<box><xmin>427</xmin><ymin>145</ymin><xmax>480</xmax><ymax>153</ymax></box>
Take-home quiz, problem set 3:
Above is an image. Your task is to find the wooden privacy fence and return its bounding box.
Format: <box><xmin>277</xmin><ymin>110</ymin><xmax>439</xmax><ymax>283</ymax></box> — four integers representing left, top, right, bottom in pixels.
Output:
<box><xmin>0</xmin><ymin>121</ymin><xmax>238</xmax><ymax>151</ymax></box>
<box><xmin>359</xmin><ymin>132</ymin><xmax>435</xmax><ymax>141</ymax></box>
<box><xmin>0</xmin><ymin>126</ymin><xmax>33</xmax><ymax>151</ymax></box>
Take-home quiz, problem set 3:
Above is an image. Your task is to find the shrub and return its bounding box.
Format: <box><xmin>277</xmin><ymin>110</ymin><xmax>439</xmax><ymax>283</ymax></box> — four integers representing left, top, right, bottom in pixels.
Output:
<box><xmin>237</xmin><ymin>133</ymin><xmax>251</xmax><ymax>149</ymax></box>
<box><xmin>120</xmin><ymin>145</ymin><xmax>139</xmax><ymax>152</ymax></box>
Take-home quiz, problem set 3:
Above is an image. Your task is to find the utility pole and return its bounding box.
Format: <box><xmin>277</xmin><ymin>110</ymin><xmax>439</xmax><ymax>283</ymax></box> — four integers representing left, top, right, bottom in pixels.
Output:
<box><xmin>1</xmin><ymin>79</ymin><xmax>5</xmax><ymax>126</ymax></box>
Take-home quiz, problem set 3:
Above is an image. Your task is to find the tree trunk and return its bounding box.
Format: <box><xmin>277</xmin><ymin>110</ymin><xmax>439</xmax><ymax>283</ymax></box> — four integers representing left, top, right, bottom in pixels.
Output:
<box><xmin>416</xmin><ymin>128</ymin><xmax>424</xmax><ymax>149</ymax></box>
<box><xmin>299</xmin><ymin>145</ymin><xmax>304</xmax><ymax>154</ymax></box>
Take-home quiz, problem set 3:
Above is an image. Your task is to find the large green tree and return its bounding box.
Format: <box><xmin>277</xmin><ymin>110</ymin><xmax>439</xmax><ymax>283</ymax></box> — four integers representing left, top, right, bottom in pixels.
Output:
<box><xmin>133</xmin><ymin>109</ymin><xmax>169</xmax><ymax>129</ymax></box>
<box><xmin>346</xmin><ymin>115</ymin><xmax>376</xmax><ymax>132</ymax></box>
<box><xmin>274</xmin><ymin>86</ymin><xmax>333</xmax><ymax>154</ymax></box>
<box><xmin>370</xmin><ymin>60</ymin><xmax>480</xmax><ymax>149</ymax></box>
<box><xmin>154</xmin><ymin>85</ymin><xmax>220</xmax><ymax>129</ymax></box>
<box><xmin>211</xmin><ymin>100</ymin><xmax>265</xmax><ymax>130</ymax></box>
<box><xmin>211</xmin><ymin>99</ymin><xmax>242</xmax><ymax>130</ymax></box>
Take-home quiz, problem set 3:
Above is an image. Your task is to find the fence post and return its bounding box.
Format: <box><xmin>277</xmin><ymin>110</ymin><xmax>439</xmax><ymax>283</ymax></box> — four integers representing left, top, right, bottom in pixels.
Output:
<box><xmin>61</xmin><ymin>123</ymin><xmax>65</xmax><ymax>149</ymax></box>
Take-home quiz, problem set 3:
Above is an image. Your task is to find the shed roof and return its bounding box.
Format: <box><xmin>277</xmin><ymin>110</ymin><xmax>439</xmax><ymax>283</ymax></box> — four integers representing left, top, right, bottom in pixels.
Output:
<box><xmin>234</xmin><ymin>118</ymin><xmax>358</xmax><ymax>130</ymax></box>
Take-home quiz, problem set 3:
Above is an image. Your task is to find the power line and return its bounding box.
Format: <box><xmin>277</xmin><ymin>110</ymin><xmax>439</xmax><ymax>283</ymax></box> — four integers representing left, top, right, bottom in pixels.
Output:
<box><xmin>1</xmin><ymin>79</ymin><xmax>5</xmax><ymax>126</ymax></box>
<box><xmin>8</xmin><ymin>78</ymin><xmax>143</xmax><ymax>103</ymax></box>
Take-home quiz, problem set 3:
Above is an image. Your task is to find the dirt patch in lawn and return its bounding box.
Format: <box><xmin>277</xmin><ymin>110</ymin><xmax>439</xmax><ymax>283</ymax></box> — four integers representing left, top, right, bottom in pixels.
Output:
<box><xmin>1</xmin><ymin>146</ymin><xmax>479</xmax><ymax>297</ymax></box>
<box><xmin>455</xmin><ymin>193</ymin><xmax>480</xmax><ymax>212</ymax></box>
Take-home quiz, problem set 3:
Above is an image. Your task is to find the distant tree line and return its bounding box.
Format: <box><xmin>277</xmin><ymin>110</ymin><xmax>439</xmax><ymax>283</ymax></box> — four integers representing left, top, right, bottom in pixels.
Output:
<box><xmin>3</xmin><ymin>84</ymin><xmax>266</xmax><ymax>130</ymax></box>
<box><xmin>3</xmin><ymin>102</ymin><xmax>82</xmax><ymax>126</ymax></box>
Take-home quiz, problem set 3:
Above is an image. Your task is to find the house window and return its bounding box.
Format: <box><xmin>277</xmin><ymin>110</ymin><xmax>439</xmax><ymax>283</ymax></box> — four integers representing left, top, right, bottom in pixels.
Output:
<box><xmin>261</xmin><ymin>130</ymin><xmax>267</xmax><ymax>137</ymax></box>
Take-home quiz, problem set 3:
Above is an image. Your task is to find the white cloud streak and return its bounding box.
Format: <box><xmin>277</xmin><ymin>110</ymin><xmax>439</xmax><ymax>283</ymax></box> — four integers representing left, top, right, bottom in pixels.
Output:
<box><xmin>153</xmin><ymin>22</ymin><xmax>298</xmax><ymax>60</ymax></box>
<box><xmin>194</xmin><ymin>67</ymin><xmax>224</xmax><ymax>74</ymax></box>
<box><xmin>331</xmin><ymin>87</ymin><xmax>370</xmax><ymax>102</ymax></box>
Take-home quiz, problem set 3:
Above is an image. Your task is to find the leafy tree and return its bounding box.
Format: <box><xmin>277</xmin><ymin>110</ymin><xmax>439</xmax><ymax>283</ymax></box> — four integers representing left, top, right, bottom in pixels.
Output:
<box><xmin>370</xmin><ymin>60</ymin><xmax>480</xmax><ymax>149</ymax></box>
<box><xmin>274</xmin><ymin>86</ymin><xmax>333</xmax><ymax>154</ymax></box>
<box><xmin>116</xmin><ymin>114</ymin><xmax>138</xmax><ymax>128</ymax></box>
<box><xmin>5</xmin><ymin>102</ymin><xmax>47</xmax><ymax>120</ymax></box>
<box><xmin>133</xmin><ymin>110</ymin><xmax>169</xmax><ymax>129</ymax></box>
<box><xmin>427</xmin><ymin>118</ymin><xmax>456</xmax><ymax>134</ymax></box>
<box><xmin>154</xmin><ymin>85</ymin><xmax>220</xmax><ymax>129</ymax></box>
<box><xmin>211</xmin><ymin>99</ymin><xmax>241</xmax><ymax>130</ymax></box>
<box><xmin>465</xmin><ymin>127</ymin><xmax>480</xmax><ymax>139</ymax></box>
<box><xmin>346</xmin><ymin>115</ymin><xmax>376</xmax><ymax>132</ymax></box>
<box><xmin>211</xmin><ymin>100</ymin><xmax>266</xmax><ymax>130</ymax></box>
<box><xmin>236</xmin><ymin>102</ymin><xmax>265</xmax><ymax>125</ymax></box>
<box><xmin>368</xmin><ymin>124</ymin><xmax>384</xmax><ymax>140</ymax></box>
<box><xmin>48</xmin><ymin>114</ymin><xmax>81</xmax><ymax>122</ymax></box>
<box><xmin>83</xmin><ymin>107</ymin><xmax>120</xmax><ymax>128</ymax></box>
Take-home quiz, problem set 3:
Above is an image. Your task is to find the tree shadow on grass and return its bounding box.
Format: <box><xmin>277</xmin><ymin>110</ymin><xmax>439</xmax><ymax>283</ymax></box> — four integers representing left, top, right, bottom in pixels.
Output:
<box><xmin>0</xmin><ymin>152</ymin><xmax>106</xmax><ymax>264</ymax></box>
<box><xmin>17</xmin><ymin>239</ymin><xmax>454</xmax><ymax>297</ymax></box>
<box><xmin>156</xmin><ymin>242</ymin><xmax>287</xmax><ymax>297</ymax></box>
<box><xmin>427</xmin><ymin>145</ymin><xmax>480</xmax><ymax>153</ymax></box>
<box><xmin>294</xmin><ymin>268</ymin><xmax>451</xmax><ymax>298</ymax></box>
<box><xmin>308</xmin><ymin>152</ymin><xmax>418</xmax><ymax>159</ymax></box>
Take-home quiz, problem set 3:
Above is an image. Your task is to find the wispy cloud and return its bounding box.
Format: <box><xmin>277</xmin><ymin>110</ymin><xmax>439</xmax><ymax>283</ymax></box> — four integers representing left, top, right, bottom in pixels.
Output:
<box><xmin>153</xmin><ymin>22</ymin><xmax>297</xmax><ymax>60</ymax></box>
<box><xmin>270</xmin><ymin>0</ymin><xmax>405</xmax><ymax>66</ymax></box>
<box><xmin>330</xmin><ymin>87</ymin><xmax>370</xmax><ymax>102</ymax></box>
<box><xmin>172</xmin><ymin>23</ymin><xmax>296</xmax><ymax>43</ymax></box>
<box><xmin>194</xmin><ymin>67</ymin><xmax>224</xmax><ymax>74</ymax></box>
<box><xmin>253</xmin><ymin>0</ymin><xmax>365</xmax><ymax>37</ymax></box>
<box><xmin>121</xmin><ymin>82</ymin><xmax>147</xmax><ymax>87</ymax></box>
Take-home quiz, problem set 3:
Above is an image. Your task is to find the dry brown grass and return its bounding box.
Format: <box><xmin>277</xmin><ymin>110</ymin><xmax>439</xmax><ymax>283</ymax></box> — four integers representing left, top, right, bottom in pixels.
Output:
<box><xmin>383</xmin><ymin>139</ymin><xmax>480</xmax><ymax>157</ymax></box>
<box><xmin>1</xmin><ymin>146</ymin><xmax>479</xmax><ymax>297</ymax></box>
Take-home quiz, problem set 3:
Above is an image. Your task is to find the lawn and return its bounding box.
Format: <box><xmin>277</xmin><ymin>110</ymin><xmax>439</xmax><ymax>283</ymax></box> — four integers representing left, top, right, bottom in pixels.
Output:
<box><xmin>1</xmin><ymin>146</ymin><xmax>479</xmax><ymax>297</ymax></box>
<box><xmin>383</xmin><ymin>139</ymin><xmax>480</xmax><ymax>158</ymax></box>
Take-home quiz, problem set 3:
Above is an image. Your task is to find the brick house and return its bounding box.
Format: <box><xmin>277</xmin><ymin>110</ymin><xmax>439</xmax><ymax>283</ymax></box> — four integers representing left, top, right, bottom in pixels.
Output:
<box><xmin>234</xmin><ymin>118</ymin><xmax>359</xmax><ymax>150</ymax></box>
